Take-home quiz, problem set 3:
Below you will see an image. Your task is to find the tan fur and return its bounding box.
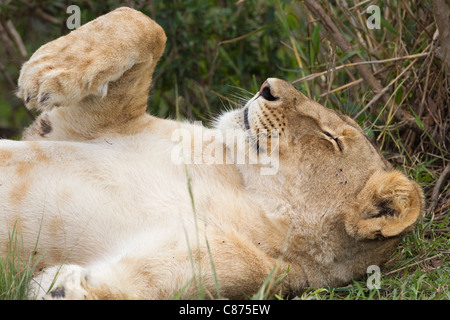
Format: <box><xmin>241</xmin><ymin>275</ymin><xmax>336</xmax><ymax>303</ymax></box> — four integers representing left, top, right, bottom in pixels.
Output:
<box><xmin>0</xmin><ymin>8</ymin><xmax>424</xmax><ymax>299</ymax></box>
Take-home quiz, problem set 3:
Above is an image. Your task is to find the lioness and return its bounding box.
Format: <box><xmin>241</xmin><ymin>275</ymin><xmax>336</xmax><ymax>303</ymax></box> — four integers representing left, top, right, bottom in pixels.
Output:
<box><xmin>0</xmin><ymin>8</ymin><xmax>424</xmax><ymax>299</ymax></box>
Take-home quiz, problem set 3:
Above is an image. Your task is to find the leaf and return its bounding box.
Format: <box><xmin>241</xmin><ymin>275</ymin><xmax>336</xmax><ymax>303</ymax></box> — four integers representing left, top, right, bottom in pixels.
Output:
<box><xmin>311</xmin><ymin>23</ymin><xmax>320</xmax><ymax>55</ymax></box>
<box><xmin>309</xmin><ymin>23</ymin><xmax>320</xmax><ymax>66</ymax></box>
<box><xmin>337</xmin><ymin>50</ymin><xmax>359</xmax><ymax>63</ymax></box>
<box><xmin>380</xmin><ymin>16</ymin><xmax>398</xmax><ymax>35</ymax></box>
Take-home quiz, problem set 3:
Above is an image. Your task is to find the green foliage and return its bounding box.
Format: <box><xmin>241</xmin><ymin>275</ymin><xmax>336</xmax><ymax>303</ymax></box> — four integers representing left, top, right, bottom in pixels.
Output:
<box><xmin>0</xmin><ymin>225</ymin><xmax>41</xmax><ymax>300</ymax></box>
<box><xmin>150</xmin><ymin>0</ymin><xmax>284</xmax><ymax>121</ymax></box>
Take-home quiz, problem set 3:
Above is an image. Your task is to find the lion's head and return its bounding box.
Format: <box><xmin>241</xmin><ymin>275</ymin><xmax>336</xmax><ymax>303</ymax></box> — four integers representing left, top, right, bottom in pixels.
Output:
<box><xmin>217</xmin><ymin>78</ymin><xmax>424</xmax><ymax>287</ymax></box>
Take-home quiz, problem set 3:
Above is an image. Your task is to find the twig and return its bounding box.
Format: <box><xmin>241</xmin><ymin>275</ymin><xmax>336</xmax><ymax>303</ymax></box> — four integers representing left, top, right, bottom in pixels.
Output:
<box><xmin>419</xmin><ymin>49</ymin><xmax>435</xmax><ymax>116</ymax></box>
<box><xmin>427</xmin><ymin>162</ymin><xmax>450</xmax><ymax>215</ymax></box>
<box><xmin>319</xmin><ymin>66</ymin><xmax>389</xmax><ymax>97</ymax></box>
<box><xmin>303</xmin><ymin>0</ymin><xmax>383</xmax><ymax>89</ymax></box>
<box><xmin>5</xmin><ymin>20</ymin><xmax>27</xmax><ymax>60</ymax></box>
<box><xmin>35</xmin><ymin>8</ymin><xmax>62</xmax><ymax>25</ymax></box>
<box><xmin>204</xmin><ymin>87</ymin><xmax>239</xmax><ymax>107</ymax></box>
<box><xmin>432</xmin><ymin>0</ymin><xmax>450</xmax><ymax>76</ymax></box>
<box><xmin>353</xmin><ymin>58</ymin><xmax>419</xmax><ymax>119</ymax></box>
<box><xmin>292</xmin><ymin>52</ymin><xmax>430</xmax><ymax>85</ymax></box>
<box><xmin>385</xmin><ymin>253</ymin><xmax>445</xmax><ymax>276</ymax></box>
<box><xmin>302</xmin><ymin>0</ymin><xmax>424</xmax><ymax>132</ymax></box>
<box><xmin>217</xmin><ymin>26</ymin><xmax>269</xmax><ymax>46</ymax></box>
<box><xmin>0</xmin><ymin>60</ymin><xmax>16</xmax><ymax>89</ymax></box>
<box><xmin>209</xmin><ymin>25</ymin><xmax>268</xmax><ymax>85</ymax></box>
<box><xmin>0</xmin><ymin>21</ymin><xmax>17</xmax><ymax>60</ymax></box>
<box><xmin>320</xmin><ymin>78</ymin><xmax>363</xmax><ymax>97</ymax></box>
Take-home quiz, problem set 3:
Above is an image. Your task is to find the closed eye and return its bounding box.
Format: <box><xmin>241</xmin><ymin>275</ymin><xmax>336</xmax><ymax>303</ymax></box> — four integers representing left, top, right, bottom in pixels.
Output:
<box><xmin>323</xmin><ymin>131</ymin><xmax>343</xmax><ymax>152</ymax></box>
<box><xmin>324</xmin><ymin>131</ymin><xmax>335</xmax><ymax>140</ymax></box>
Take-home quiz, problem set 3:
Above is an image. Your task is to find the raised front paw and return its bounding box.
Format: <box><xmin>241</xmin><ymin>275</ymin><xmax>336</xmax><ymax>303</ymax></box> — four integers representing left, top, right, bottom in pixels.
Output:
<box><xmin>17</xmin><ymin>64</ymin><xmax>89</xmax><ymax>111</ymax></box>
<box><xmin>16</xmin><ymin>7</ymin><xmax>166</xmax><ymax>112</ymax></box>
<box><xmin>16</xmin><ymin>37</ymin><xmax>119</xmax><ymax>111</ymax></box>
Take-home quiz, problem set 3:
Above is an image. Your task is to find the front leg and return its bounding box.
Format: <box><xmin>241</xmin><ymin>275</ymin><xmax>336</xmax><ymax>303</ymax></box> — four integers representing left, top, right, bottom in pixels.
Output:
<box><xmin>18</xmin><ymin>7</ymin><xmax>166</xmax><ymax>140</ymax></box>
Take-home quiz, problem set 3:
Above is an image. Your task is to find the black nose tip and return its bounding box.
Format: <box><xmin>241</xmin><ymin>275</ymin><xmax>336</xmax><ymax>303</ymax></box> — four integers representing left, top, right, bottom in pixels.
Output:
<box><xmin>259</xmin><ymin>80</ymin><xmax>269</xmax><ymax>93</ymax></box>
<box><xmin>259</xmin><ymin>80</ymin><xmax>279</xmax><ymax>101</ymax></box>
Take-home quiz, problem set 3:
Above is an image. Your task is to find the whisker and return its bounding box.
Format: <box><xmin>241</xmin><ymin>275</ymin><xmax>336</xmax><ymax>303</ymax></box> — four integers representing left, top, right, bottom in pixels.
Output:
<box><xmin>228</xmin><ymin>94</ymin><xmax>250</xmax><ymax>106</ymax></box>
<box><xmin>228</xmin><ymin>85</ymin><xmax>255</xmax><ymax>98</ymax></box>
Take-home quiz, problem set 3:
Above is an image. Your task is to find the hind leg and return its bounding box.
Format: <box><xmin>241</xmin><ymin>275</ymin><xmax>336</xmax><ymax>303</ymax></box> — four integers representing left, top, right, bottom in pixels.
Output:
<box><xmin>18</xmin><ymin>7</ymin><xmax>166</xmax><ymax>140</ymax></box>
<box><xmin>29</xmin><ymin>264</ymin><xmax>135</xmax><ymax>300</ymax></box>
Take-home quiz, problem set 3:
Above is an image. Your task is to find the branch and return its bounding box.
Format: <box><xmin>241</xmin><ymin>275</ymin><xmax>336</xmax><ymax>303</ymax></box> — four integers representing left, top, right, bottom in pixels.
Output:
<box><xmin>35</xmin><ymin>8</ymin><xmax>62</xmax><ymax>25</ymax></box>
<box><xmin>0</xmin><ymin>21</ymin><xmax>17</xmax><ymax>60</ymax></box>
<box><xmin>5</xmin><ymin>20</ymin><xmax>27</xmax><ymax>60</ymax></box>
<box><xmin>303</xmin><ymin>0</ymin><xmax>423</xmax><ymax>132</ymax></box>
<box><xmin>0</xmin><ymin>59</ymin><xmax>16</xmax><ymax>89</ymax></box>
<box><xmin>292</xmin><ymin>52</ymin><xmax>430</xmax><ymax>84</ymax></box>
<box><xmin>432</xmin><ymin>0</ymin><xmax>450</xmax><ymax>76</ymax></box>
<box><xmin>353</xmin><ymin>57</ymin><xmax>421</xmax><ymax>119</ymax></box>
<box><xmin>427</xmin><ymin>162</ymin><xmax>450</xmax><ymax>215</ymax></box>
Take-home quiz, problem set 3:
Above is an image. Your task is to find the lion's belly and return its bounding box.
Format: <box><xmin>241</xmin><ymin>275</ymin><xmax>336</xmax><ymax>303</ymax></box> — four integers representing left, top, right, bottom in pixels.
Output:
<box><xmin>0</xmin><ymin>136</ymin><xmax>243</xmax><ymax>267</ymax></box>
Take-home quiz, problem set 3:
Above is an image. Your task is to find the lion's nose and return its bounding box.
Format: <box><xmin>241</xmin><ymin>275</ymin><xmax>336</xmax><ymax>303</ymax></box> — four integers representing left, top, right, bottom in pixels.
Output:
<box><xmin>259</xmin><ymin>80</ymin><xmax>279</xmax><ymax>101</ymax></box>
<box><xmin>259</xmin><ymin>80</ymin><xmax>269</xmax><ymax>93</ymax></box>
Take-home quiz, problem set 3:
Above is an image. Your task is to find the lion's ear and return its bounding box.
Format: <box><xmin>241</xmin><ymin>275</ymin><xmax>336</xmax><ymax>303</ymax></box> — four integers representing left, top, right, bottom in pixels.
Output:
<box><xmin>346</xmin><ymin>170</ymin><xmax>424</xmax><ymax>240</ymax></box>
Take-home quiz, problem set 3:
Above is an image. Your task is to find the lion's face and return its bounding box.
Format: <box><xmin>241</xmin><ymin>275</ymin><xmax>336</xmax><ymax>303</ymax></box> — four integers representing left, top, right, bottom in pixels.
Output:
<box><xmin>217</xmin><ymin>78</ymin><xmax>424</xmax><ymax>286</ymax></box>
<box><xmin>218</xmin><ymin>78</ymin><xmax>389</xmax><ymax>202</ymax></box>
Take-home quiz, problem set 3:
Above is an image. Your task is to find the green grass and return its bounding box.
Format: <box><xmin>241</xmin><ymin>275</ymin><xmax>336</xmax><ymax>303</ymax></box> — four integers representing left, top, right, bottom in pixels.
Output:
<box><xmin>2</xmin><ymin>219</ymin><xmax>448</xmax><ymax>300</ymax></box>
<box><xmin>0</xmin><ymin>226</ymin><xmax>41</xmax><ymax>300</ymax></box>
<box><xmin>298</xmin><ymin>221</ymin><xmax>450</xmax><ymax>300</ymax></box>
